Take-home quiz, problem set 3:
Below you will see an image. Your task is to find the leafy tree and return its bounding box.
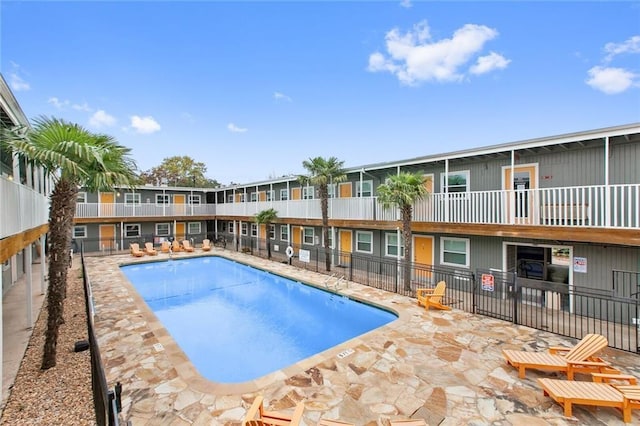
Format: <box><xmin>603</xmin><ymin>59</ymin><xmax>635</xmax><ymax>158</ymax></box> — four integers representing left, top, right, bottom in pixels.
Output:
<box><xmin>377</xmin><ymin>171</ymin><xmax>430</xmax><ymax>291</ymax></box>
<box><xmin>139</xmin><ymin>155</ymin><xmax>219</xmax><ymax>187</ymax></box>
<box><xmin>299</xmin><ymin>156</ymin><xmax>347</xmax><ymax>272</ymax></box>
<box><xmin>2</xmin><ymin>116</ymin><xmax>137</xmax><ymax>369</ymax></box>
<box><xmin>254</xmin><ymin>208</ymin><xmax>278</xmax><ymax>259</ymax></box>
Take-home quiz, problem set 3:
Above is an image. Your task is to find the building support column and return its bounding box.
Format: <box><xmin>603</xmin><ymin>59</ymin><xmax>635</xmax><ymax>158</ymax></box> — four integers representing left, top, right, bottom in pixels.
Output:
<box><xmin>25</xmin><ymin>247</ymin><xmax>33</xmax><ymax>329</ymax></box>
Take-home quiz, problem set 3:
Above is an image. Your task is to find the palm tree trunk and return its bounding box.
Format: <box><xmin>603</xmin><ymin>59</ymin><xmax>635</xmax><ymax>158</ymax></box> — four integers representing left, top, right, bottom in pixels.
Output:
<box><xmin>320</xmin><ymin>185</ymin><xmax>331</xmax><ymax>272</ymax></box>
<box><xmin>402</xmin><ymin>205</ymin><xmax>413</xmax><ymax>292</ymax></box>
<box><xmin>266</xmin><ymin>224</ymin><xmax>272</xmax><ymax>259</ymax></box>
<box><xmin>42</xmin><ymin>179</ymin><xmax>78</xmax><ymax>370</ymax></box>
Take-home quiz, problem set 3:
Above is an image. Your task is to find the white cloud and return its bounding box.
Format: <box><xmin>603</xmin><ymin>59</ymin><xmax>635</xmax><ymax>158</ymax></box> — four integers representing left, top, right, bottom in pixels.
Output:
<box><xmin>274</xmin><ymin>91</ymin><xmax>293</xmax><ymax>102</ymax></box>
<box><xmin>72</xmin><ymin>102</ymin><xmax>92</xmax><ymax>112</ymax></box>
<box><xmin>89</xmin><ymin>110</ymin><xmax>117</xmax><ymax>128</ymax></box>
<box><xmin>603</xmin><ymin>35</ymin><xmax>640</xmax><ymax>62</ymax></box>
<box><xmin>400</xmin><ymin>0</ymin><xmax>412</xmax><ymax>9</ymax></box>
<box><xmin>9</xmin><ymin>73</ymin><xmax>30</xmax><ymax>91</ymax></box>
<box><xmin>470</xmin><ymin>51</ymin><xmax>511</xmax><ymax>75</ymax></box>
<box><xmin>367</xmin><ymin>21</ymin><xmax>507</xmax><ymax>85</ymax></box>
<box><xmin>227</xmin><ymin>123</ymin><xmax>248</xmax><ymax>133</ymax></box>
<box><xmin>586</xmin><ymin>66</ymin><xmax>637</xmax><ymax>94</ymax></box>
<box><xmin>130</xmin><ymin>115</ymin><xmax>161</xmax><ymax>134</ymax></box>
<box><xmin>47</xmin><ymin>97</ymin><xmax>69</xmax><ymax>109</ymax></box>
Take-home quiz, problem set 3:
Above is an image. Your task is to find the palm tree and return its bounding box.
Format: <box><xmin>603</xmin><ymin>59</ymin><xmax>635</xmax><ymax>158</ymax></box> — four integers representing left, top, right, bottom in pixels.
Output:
<box><xmin>254</xmin><ymin>208</ymin><xmax>278</xmax><ymax>259</ymax></box>
<box><xmin>377</xmin><ymin>171</ymin><xmax>430</xmax><ymax>291</ymax></box>
<box><xmin>2</xmin><ymin>116</ymin><xmax>137</xmax><ymax>369</ymax></box>
<box><xmin>300</xmin><ymin>156</ymin><xmax>346</xmax><ymax>272</ymax></box>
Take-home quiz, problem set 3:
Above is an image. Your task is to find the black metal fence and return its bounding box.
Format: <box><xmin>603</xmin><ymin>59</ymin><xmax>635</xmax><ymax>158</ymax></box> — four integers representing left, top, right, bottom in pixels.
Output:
<box><xmin>80</xmin><ymin>248</ymin><xmax>122</xmax><ymax>426</ymax></box>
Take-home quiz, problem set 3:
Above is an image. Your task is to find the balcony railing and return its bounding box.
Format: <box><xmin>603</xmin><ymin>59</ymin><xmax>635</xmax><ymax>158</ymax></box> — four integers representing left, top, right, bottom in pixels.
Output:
<box><xmin>0</xmin><ymin>176</ymin><xmax>49</xmax><ymax>239</ymax></box>
<box><xmin>75</xmin><ymin>184</ymin><xmax>640</xmax><ymax>230</ymax></box>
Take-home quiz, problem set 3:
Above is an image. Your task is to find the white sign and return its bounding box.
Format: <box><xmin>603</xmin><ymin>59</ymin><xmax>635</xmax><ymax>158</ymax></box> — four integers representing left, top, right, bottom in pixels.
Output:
<box><xmin>573</xmin><ymin>257</ymin><xmax>587</xmax><ymax>273</ymax></box>
<box><xmin>299</xmin><ymin>249</ymin><xmax>311</xmax><ymax>263</ymax></box>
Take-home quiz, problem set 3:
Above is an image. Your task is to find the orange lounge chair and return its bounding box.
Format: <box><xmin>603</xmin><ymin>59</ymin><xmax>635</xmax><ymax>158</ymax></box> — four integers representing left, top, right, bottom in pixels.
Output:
<box><xmin>201</xmin><ymin>239</ymin><xmax>212</xmax><ymax>251</ymax></box>
<box><xmin>129</xmin><ymin>243</ymin><xmax>145</xmax><ymax>257</ymax></box>
<box><xmin>389</xmin><ymin>420</ymin><xmax>428</xmax><ymax>426</ymax></box>
<box><xmin>503</xmin><ymin>333</ymin><xmax>610</xmax><ymax>379</ymax></box>
<box><xmin>243</xmin><ymin>395</ymin><xmax>304</xmax><ymax>426</ymax></box>
<box><xmin>171</xmin><ymin>240</ymin><xmax>183</xmax><ymax>252</ymax></box>
<box><xmin>318</xmin><ymin>420</ymin><xmax>356</xmax><ymax>426</ymax></box>
<box><xmin>144</xmin><ymin>242</ymin><xmax>158</xmax><ymax>256</ymax></box>
<box><xmin>182</xmin><ymin>240</ymin><xmax>195</xmax><ymax>252</ymax></box>
<box><xmin>160</xmin><ymin>241</ymin><xmax>171</xmax><ymax>253</ymax></box>
<box><xmin>416</xmin><ymin>281</ymin><xmax>450</xmax><ymax>311</ymax></box>
<box><xmin>538</xmin><ymin>377</ymin><xmax>640</xmax><ymax>423</ymax></box>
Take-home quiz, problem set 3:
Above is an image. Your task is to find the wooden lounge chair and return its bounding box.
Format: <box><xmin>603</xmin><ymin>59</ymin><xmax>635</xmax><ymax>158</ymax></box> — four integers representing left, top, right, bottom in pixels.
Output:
<box><xmin>171</xmin><ymin>240</ymin><xmax>183</xmax><ymax>252</ymax></box>
<box><xmin>129</xmin><ymin>243</ymin><xmax>145</xmax><ymax>257</ymax></box>
<box><xmin>144</xmin><ymin>242</ymin><xmax>158</xmax><ymax>256</ymax></box>
<box><xmin>318</xmin><ymin>420</ymin><xmax>356</xmax><ymax>426</ymax></box>
<box><xmin>416</xmin><ymin>281</ymin><xmax>450</xmax><ymax>311</ymax></box>
<box><xmin>201</xmin><ymin>239</ymin><xmax>212</xmax><ymax>251</ymax></box>
<box><xmin>182</xmin><ymin>240</ymin><xmax>195</xmax><ymax>252</ymax></box>
<box><xmin>538</xmin><ymin>377</ymin><xmax>640</xmax><ymax>423</ymax></box>
<box><xmin>389</xmin><ymin>420</ymin><xmax>428</xmax><ymax>426</ymax></box>
<box><xmin>503</xmin><ymin>333</ymin><xmax>610</xmax><ymax>379</ymax></box>
<box><xmin>243</xmin><ymin>395</ymin><xmax>304</xmax><ymax>426</ymax></box>
<box><xmin>160</xmin><ymin>241</ymin><xmax>171</xmax><ymax>253</ymax></box>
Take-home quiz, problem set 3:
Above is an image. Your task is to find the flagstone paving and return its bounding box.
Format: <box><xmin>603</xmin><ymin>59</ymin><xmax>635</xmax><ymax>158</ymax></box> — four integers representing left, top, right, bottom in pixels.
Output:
<box><xmin>85</xmin><ymin>249</ymin><xmax>640</xmax><ymax>425</ymax></box>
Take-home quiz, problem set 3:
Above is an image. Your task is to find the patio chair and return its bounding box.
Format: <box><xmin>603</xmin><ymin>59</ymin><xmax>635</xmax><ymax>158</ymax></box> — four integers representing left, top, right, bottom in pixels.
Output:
<box><xmin>243</xmin><ymin>395</ymin><xmax>304</xmax><ymax>426</ymax></box>
<box><xmin>538</xmin><ymin>377</ymin><xmax>640</xmax><ymax>423</ymax></box>
<box><xmin>171</xmin><ymin>240</ymin><xmax>183</xmax><ymax>252</ymax></box>
<box><xmin>416</xmin><ymin>281</ymin><xmax>450</xmax><ymax>311</ymax></box>
<box><xmin>129</xmin><ymin>243</ymin><xmax>145</xmax><ymax>257</ymax></box>
<box><xmin>201</xmin><ymin>239</ymin><xmax>212</xmax><ymax>251</ymax></box>
<box><xmin>160</xmin><ymin>241</ymin><xmax>171</xmax><ymax>253</ymax></box>
<box><xmin>318</xmin><ymin>420</ymin><xmax>356</xmax><ymax>426</ymax></box>
<box><xmin>389</xmin><ymin>420</ymin><xmax>428</xmax><ymax>426</ymax></box>
<box><xmin>144</xmin><ymin>242</ymin><xmax>158</xmax><ymax>256</ymax></box>
<box><xmin>503</xmin><ymin>333</ymin><xmax>610</xmax><ymax>379</ymax></box>
<box><xmin>182</xmin><ymin>240</ymin><xmax>195</xmax><ymax>252</ymax></box>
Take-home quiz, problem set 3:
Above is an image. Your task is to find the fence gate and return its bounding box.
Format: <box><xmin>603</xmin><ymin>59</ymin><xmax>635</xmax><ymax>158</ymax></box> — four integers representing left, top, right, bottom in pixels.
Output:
<box><xmin>474</xmin><ymin>269</ymin><xmax>517</xmax><ymax>322</ymax></box>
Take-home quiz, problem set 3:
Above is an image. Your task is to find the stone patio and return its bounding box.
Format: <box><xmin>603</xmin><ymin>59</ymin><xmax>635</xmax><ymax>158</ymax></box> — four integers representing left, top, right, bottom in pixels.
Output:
<box><xmin>85</xmin><ymin>249</ymin><xmax>640</xmax><ymax>425</ymax></box>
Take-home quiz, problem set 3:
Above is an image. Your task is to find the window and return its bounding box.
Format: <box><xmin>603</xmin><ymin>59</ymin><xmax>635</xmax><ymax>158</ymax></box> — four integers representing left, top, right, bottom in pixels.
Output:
<box><xmin>280</xmin><ymin>225</ymin><xmax>289</xmax><ymax>241</ymax></box>
<box><xmin>251</xmin><ymin>223</ymin><xmax>258</xmax><ymax>237</ymax></box>
<box><xmin>124</xmin><ymin>193</ymin><xmax>141</xmax><ymax>205</ymax></box>
<box><xmin>156</xmin><ymin>223</ymin><xmax>170</xmax><ymax>236</ymax></box>
<box><xmin>303</xmin><ymin>227</ymin><xmax>314</xmax><ymax>245</ymax></box>
<box><xmin>441</xmin><ymin>237</ymin><xmax>469</xmax><ymax>267</ymax></box>
<box><xmin>441</xmin><ymin>170</ymin><xmax>470</xmax><ymax>193</ymax></box>
<box><xmin>188</xmin><ymin>194</ymin><xmax>201</xmax><ymax>204</ymax></box>
<box><xmin>156</xmin><ymin>194</ymin><xmax>170</xmax><ymax>204</ymax></box>
<box><xmin>77</xmin><ymin>192</ymin><xmax>87</xmax><ymax>203</ymax></box>
<box><xmin>269</xmin><ymin>224</ymin><xmax>275</xmax><ymax>239</ymax></box>
<box><xmin>228</xmin><ymin>221</ymin><xmax>235</xmax><ymax>233</ymax></box>
<box><xmin>125</xmin><ymin>224</ymin><xmax>141</xmax><ymax>238</ymax></box>
<box><xmin>227</xmin><ymin>194</ymin><xmax>234</xmax><ymax>203</ymax></box>
<box><xmin>280</xmin><ymin>189</ymin><xmax>289</xmax><ymax>201</ymax></box>
<box><xmin>302</xmin><ymin>186</ymin><xmax>314</xmax><ymax>200</ymax></box>
<box><xmin>188</xmin><ymin>222</ymin><xmax>201</xmax><ymax>235</ymax></box>
<box><xmin>241</xmin><ymin>222</ymin><xmax>248</xmax><ymax>235</ymax></box>
<box><xmin>250</xmin><ymin>192</ymin><xmax>258</xmax><ymax>202</ymax></box>
<box><xmin>73</xmin><ymin>225</ymin><xmax>87</xmax><ymax>238</ymax></box>
<box><xmin>356</xmin><ymin>180</ymin><xmax>373</xmax><ymax>197</ymax></box>
<box><xmin>385</xmin><ymin>233</ymin><xmax>404</xmax><ymax>257</ymax></box>
<box><xmin>239</xmin><ymin>193</ymin><xmax>246</xmax><ymax>202</ymax></box>
<box><xmin>356</xmin><ymin>231</ymin><xmax>373</xmax><ymax>253</ymax></box>
<box><xmin>327</xmin><ymin>184</ymin><xmax>336</xmax><ymax>199</ymax></box>
<box><xmin>266</xmin><ymin>190</ymin><xmax>274</xmax><ymax>201</ymax></box>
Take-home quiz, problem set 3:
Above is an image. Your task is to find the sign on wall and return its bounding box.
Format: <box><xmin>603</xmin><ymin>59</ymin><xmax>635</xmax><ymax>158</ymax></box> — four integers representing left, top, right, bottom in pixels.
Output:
<box><xmin>573</xmin><ymin>257</ymin><xmax>587</xmax><ymax>273</ymax></box>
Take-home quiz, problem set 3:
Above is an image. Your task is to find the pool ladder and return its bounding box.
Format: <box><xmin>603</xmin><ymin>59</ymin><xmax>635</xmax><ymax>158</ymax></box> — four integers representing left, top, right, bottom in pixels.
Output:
<box><xmin>324</xmin><ymin>274</ymin><xmax>346</xmax><ymax>291</ymax></box>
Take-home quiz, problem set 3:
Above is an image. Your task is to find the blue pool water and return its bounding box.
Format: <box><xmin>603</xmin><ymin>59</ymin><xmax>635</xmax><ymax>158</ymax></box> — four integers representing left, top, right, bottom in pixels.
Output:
<box><xmin>120</xmin><ymin>257</ymin><xmax>397</xmax><ymax>383</ymax></box>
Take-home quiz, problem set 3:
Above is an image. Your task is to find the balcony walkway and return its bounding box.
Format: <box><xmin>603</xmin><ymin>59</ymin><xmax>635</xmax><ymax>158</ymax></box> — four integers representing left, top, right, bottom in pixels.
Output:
<box><xmin>84</xmin><ymin>249</ymin><xmax>640</xmax><ymax>425</ymax></box>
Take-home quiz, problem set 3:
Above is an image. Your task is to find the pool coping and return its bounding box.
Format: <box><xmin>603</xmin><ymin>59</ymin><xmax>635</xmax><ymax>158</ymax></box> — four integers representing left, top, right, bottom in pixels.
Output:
<box><xmin>103</xmin><ymin>251</ymin><xmax>409</xmax><ymax>395</ymax></box>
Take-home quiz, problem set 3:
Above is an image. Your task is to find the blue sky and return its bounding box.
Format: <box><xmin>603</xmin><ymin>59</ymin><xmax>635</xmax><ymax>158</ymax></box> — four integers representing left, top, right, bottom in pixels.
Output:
<box><xmin>2</xmin><ymin>1</ymin><xmax>639</xmax><ymax>185</ymax></box>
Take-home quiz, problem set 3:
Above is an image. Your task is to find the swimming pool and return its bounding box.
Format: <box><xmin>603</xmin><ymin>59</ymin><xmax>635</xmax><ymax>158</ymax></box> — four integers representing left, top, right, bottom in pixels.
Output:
<box><xmin>120</xmin><ymin>256</ymin><xmax>397</xmax><ymax>383</ymax></box>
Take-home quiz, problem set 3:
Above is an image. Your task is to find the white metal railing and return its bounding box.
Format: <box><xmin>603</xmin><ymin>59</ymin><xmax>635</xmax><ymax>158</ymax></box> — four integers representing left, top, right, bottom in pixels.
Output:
<box><xmin>0</xmin><ymin>176</ymin><xmax>49</xmax><ymax>239</ymax></box>
<box><xmin>73</xmin><ymin>184</ymin><xmax>640</xmax><ymax>230</ymax></box>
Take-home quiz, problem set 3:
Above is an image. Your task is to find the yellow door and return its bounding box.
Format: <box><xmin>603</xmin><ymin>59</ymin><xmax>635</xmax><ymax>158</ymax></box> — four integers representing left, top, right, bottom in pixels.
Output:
<box><xmin>413</xmin><ymin>235</ymin><xmax>434</xmax><ymax>283</ymax></box>
<box><xmin>291</xmin><ymin>187</ymin><xmax>301</xmax><ymax>200</ymax></box>
<box><xmin>291</xmin><ymin>226</ymin><xmax>301</xmax><ymax>247</ymax></box>
<box><xmin>339</xmin><ymin>182</ymin><xmax>352</xmax><ymax>198</ymax></box>
<box><xmin>339</xmin><ymin>230</ymin><xmax>352</xmax><ymax>266</ymax></box>
<box><xmin>504</xmin><ymin>164</ymin><xmax>538</xmax><ymax>224</ymax></box>
<box><xmin>99</xmin><ymin>224</ymin><xmax>115</xmax><ymax>251</ymax></box>
<box><xmin>259</xmin><ymin>191</ymin><xmax>266</xmax><ymax>201</ymax></box>
<box><xmin>99</xmin><ymin>192</ymin><xmax>115</xmax><ymax>217</ymax></box>
<box><xmin>174</xmin><ymin>194</ymin><xmax>186</xmax><ymax>215</ymax></box>
<box><xmin>260</xmin><ymin>224</ymin><xmax>267</xmax><ymax>249</ymax></box>
<box><xmin>235</xmin><ymin>193</ymin><xmax>242</xmax><ymax>202</ymax></box>
<box><xmin>175</xmin><ymin>222</ymin><xmax>186</xmax><ymax>241</ymax></box>
<box><xmin>423</xmin><ymin>173</ymin><xmax>434</xmax><ymax>193</ymax></box>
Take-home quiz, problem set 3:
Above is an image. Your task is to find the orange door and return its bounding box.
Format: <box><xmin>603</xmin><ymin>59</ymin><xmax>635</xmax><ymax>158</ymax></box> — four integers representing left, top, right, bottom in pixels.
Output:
<box><xmin>413</xmin><ymin>235</ymin><xmax>434</xmax><ymax>282</ymax></box>
<box><xmin>99</xmin><ymin>192</ymin><xmax>115</xmax><ymax>217</ymax></box>
<box><xmin>504</xmin><ymin>164</ymin><xmax>538</xmax><ymax>224</ymax></box>
<box><xmin>175</xmin><ymin>222</ymin><xmax>186</xmax><ymax>241</ymax></box>
<box><xmin>339</xmin><ymin>182</ymin><xmax>352</xmax><ymax>198</ymax></box>
<box><xmin>291</xmin><ymin>226</ymin><xmax>301</xmax><ymax>247</ymax></box>
<box><xmin>259</xmin><ymin>224</ymin><xmax>267</xmax><ymax>249</ymax></box>
<box><xmin>291</xmin><ymin>188</ymin><xmax>301</xmax><ymax>200</ymax></box>
<box><xmin>339</xmin><ymin>230</ymin><xmax>352</xmax><ymax>266</ymax></box>
<box><xmin>174</xmin><ymin>194</ymin><xmax>186</xmax><ymax>215</ymax></box>
<box><xmin>259</xmin><ymin>191</ymin><xmax>266</xmax><ymax>201</ymax></box>
<box><xmin>99</xmin><ymin>224</ymin><xmax>115</xmax><ymax>251</ymax></box>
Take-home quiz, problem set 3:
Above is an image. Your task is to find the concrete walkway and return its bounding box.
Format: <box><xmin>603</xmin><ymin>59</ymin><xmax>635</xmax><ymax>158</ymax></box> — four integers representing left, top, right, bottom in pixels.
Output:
<box><xmin>85</xmin><ymin>249</ymin><xmax>640</xmax><ymax>425</ymax></box>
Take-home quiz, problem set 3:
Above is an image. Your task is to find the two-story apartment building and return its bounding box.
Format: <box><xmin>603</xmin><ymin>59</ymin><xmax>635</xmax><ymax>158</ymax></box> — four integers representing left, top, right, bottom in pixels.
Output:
<box><xmin>75</xmin><ymin>123</ymin><xmax>640</xmax><ymax>302</ymax></box>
